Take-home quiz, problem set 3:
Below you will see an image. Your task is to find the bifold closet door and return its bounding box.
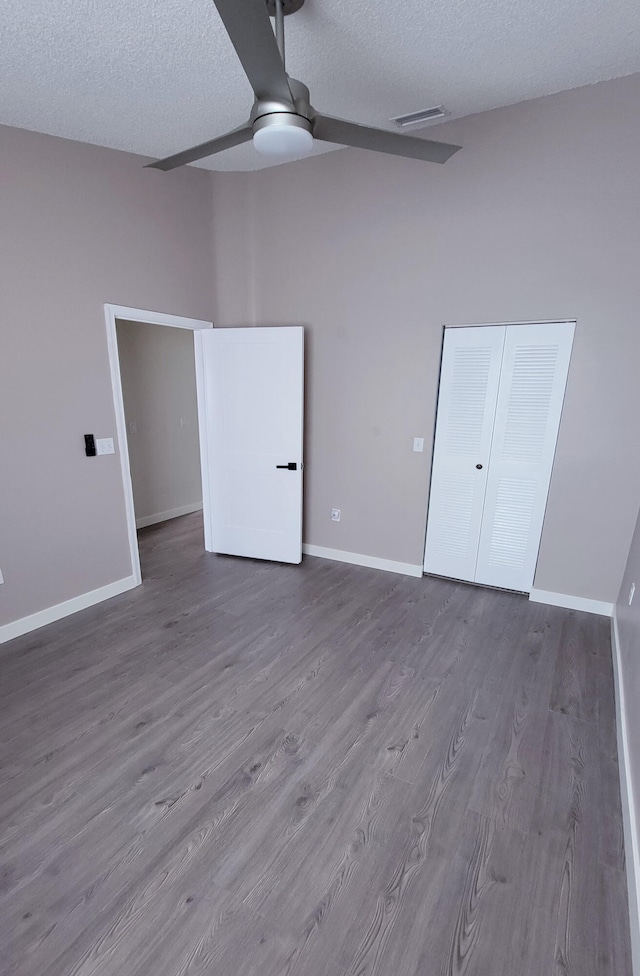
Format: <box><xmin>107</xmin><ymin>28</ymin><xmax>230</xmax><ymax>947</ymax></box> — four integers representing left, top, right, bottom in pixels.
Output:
<box><xmin>474</xmin><ymin>322</ymin><xmax>575</xmax><ymax>590</ymax></box>
<box><xmin>423</xmin><ymin>326</ymin><xmax>506</xmax><ymax>581</ymax></box>
<box><xmin>424</xmin><ymin>321</ymin><xmax>574</xmax><ymax>591</ymax></box>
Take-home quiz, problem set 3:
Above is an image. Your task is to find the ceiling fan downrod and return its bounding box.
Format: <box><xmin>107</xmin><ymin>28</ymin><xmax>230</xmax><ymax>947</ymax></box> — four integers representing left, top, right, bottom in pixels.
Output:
<box><xmin>266</xmin><ymin>0</ymin><xmax>305</xmax><ymax>67</ymax></box>
<box><xmin>274</xmin><ymin>0</ymin><xmax>285</xmax><ymax>65</ymax></box>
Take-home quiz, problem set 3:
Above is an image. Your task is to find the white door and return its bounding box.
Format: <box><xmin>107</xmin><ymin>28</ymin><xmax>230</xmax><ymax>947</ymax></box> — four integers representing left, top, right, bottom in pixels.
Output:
<box><xmin>424</xmin><ymin>322</ymin><xmax>574</xmax><ymax>591</ymax></box>
<box><xmin>423</xmin><ymin>326</ymin><xmax>506</xmax><ymax>582</ymax></box>
<box><xmin>474</xmin><ymin>322</ymin><xmax>575</xmax><ymax>590</ymax></box>
<box><xmin>195</xmin><ymin>326</ymin><xmax>304</xmax><ymax>564</ymax></box>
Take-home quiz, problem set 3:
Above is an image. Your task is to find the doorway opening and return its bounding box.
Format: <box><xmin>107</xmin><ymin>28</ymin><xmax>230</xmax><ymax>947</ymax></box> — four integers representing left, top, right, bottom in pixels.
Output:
<box><xmin>104</xmin><ymin>304</ymin><xmax>213</xmax><ymax>584</ymax></box>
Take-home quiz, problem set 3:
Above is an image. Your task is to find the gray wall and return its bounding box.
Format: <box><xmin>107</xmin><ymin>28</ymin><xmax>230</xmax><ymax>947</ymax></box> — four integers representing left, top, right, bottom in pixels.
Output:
<box><xmin>211</xmin><ymin>73</ymin><xmax>640</xmax><ymax>603</ymax></box>
<box><xmin>615</xmin><ymin>502</ymin><xmax>640</xmax><ymax>969</ymax></box>
<box><xmin>3</xmin><ymin>72</ymin><xmax>640</xmax><ymax>632</ymax></box>
<box><xmin>116</xmin><ymin>320</ymin><xmax>202</xmax><ymax>526</ymax></box>
<box><xmin>0</xmin><ymin>125</ymin><xmax>213</xmax><ymax>626</ymax></box>
<box><xmin>617</xmin><ymin>504</ymin><xmax>640</xmax><ymax>794</ymax></box>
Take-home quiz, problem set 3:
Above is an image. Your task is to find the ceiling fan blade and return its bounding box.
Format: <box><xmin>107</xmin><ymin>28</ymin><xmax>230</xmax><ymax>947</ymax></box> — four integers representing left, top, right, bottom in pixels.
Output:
<box><xmin>312</xmin><ymin>114</ymin><xmax>461</xmax><ymax>164</ymax></box>
<box><xmin>146</xmin><ymin>122</ymin><xmax>254</xmax><ymax>171</ymax></box>
<box><xmin>211</xmin><ymin>0</ymin><xmax>293</xmax><ymax>104</ymax></box>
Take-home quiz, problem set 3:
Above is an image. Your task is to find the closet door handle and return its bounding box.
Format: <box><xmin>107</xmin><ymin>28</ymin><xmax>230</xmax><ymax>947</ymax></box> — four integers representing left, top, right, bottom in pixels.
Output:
<box><xmin>476</xmin><ymin>463</ymin><xmax>483</xmax><ymax>470</ymax></box>
<box><xmin>276</xmin><ymin>462</ymin><xmax>297</xmax><ymax>471</ymax></box>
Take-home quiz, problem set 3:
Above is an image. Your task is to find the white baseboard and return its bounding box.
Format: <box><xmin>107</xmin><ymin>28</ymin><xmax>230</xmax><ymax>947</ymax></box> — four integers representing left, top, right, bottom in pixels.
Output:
<box><xmin>611</xmin><ymin>612</ymin><xmax>640</xmax><ymax>976</ymax></box>
<box><xmin>136</xmin><ymin>501</ymin><xmax>203</xmax><ymax>529</ymax></box>
<box><xmin>302</xmin><ymin>544</ymin><xmax>423</xmax><ymax>578</ymax></box>
<box><xmin>529</xmin><ymin>587</ymin><xmax>613</xmax><ymax>617</ymax></box>
<box><xmin>0</xmin><ymin>575</ymin><xmax>139</xmax><ymax>645</ymax></box>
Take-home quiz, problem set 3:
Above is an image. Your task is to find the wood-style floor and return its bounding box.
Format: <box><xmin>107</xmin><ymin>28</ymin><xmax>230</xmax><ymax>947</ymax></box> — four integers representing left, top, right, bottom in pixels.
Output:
<box><xmin>1</xmin><ymin>513</ymin><xmax>632</xmax><ymax>976</ymax></box>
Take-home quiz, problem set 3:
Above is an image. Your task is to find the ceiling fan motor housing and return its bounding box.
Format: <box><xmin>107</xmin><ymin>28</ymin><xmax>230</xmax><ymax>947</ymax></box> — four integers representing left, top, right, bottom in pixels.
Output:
<box><xmin>250</xmin><ymin>77</ymin><xmax>314</xmax><ymax>154</ymax></box>
<box><xmin>250</xmin><ymin>78</ymin><xmax>312</xmax><ymax>124</ymax></box>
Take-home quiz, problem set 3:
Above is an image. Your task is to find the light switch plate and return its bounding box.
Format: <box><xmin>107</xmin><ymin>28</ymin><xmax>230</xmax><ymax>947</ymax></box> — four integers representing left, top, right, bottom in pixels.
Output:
<box><xmin>96</xmin><ymin>437</ymin><xmax>115</xmax><ymax>455</ymax></box>
<box><xmin>413</xmin><ymin>437</ymin><xmax>424</xmax><ymax>453</ymax></box>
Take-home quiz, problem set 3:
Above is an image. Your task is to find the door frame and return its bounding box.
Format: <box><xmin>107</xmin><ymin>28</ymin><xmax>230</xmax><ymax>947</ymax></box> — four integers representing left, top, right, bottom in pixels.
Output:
<box><xmin>104</xmin><ymin>304</ymin><xmax>213</xmax><ymax>585</ymax></box>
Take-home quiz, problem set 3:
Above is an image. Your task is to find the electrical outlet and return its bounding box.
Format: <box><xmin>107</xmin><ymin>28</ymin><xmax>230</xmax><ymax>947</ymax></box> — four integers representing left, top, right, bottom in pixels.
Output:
<box><xmin>629</xmin><ymin>583</ymin><xmax>636</xmax><ymax>606</ymax></box>
<box><xmin>331</xmin><ymin>508</ymin><xmax>341</xmax><ymax>522</ymax></box>
<box><xmin>96</xmin><ymin>437</ymin><xmax>115</xmax><ymax>455</ymax></box>
<box><xmin>128</xmin><ymin>421</ymin><xmax>138</xmax><ymax>434</ymax></box>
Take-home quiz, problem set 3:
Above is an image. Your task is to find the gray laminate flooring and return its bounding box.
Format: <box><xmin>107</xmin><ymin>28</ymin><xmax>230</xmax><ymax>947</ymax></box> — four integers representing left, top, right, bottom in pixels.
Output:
<box><xmin>0</xmin><ymin>513</ymin><xmax>632</xmax><ymax>975</ymax></box>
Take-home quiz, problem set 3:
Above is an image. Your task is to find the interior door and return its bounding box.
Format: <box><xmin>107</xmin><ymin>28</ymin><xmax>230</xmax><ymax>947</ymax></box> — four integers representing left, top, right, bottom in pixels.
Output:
<box><xmin>423</xmin><ymin>326</ymin><xmax>506</xmax><ymax>581</ymax></box>
<box><xmin>474</xmin><ymin>321</ymin><xmax>575</xmax><ymax>590</ymax></box>
<box><xmin>424</xmin><ymin>321</ymin><xmax>574</xmax><ymax>592</ymax></box>
<box><xmin>196</xmin><ymin>326</ymin><xmax>304</xmax><ymax>564</ymax></box>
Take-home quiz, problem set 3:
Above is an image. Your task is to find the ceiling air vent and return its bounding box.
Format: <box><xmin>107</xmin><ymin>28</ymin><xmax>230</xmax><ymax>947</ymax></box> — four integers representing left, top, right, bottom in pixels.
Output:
<box><xmin>391</xmin><ymin>106</ymin><xmax>447</xmax><ymax>129</ymax></box>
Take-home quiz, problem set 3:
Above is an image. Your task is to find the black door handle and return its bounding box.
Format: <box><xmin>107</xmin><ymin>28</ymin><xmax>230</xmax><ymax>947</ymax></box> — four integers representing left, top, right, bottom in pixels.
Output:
<box><xmin>276</xmin><ymin>462</ymin><xmax>297</xmax><ymax>470</ymax></box>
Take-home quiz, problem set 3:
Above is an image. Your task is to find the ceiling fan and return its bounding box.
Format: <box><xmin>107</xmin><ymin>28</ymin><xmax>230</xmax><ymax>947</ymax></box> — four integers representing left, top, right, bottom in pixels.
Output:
<box><xmin>148</xmin><ymin>0</ymin><xmax>462</xmax><ymax>171</ymax></box>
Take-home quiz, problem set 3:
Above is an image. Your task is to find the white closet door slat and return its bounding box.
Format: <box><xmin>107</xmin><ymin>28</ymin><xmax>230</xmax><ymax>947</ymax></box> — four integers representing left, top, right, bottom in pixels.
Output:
<box><xmin>423</xmin><ymin>326</ymin><xmax>505</xmax><ymax>580</ymax></box>
<box><xmin>474</xmin><ymin>322</ymin><xmax>575</xmax><ymax>590</ymax></box>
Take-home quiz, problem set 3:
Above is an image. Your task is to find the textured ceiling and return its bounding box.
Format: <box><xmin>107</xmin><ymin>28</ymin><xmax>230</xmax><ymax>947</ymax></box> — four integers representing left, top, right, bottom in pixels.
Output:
<box><xmin>3</xmin><ymin>0</ymin><xmax>640</xmax><ymax>171</ymax></box>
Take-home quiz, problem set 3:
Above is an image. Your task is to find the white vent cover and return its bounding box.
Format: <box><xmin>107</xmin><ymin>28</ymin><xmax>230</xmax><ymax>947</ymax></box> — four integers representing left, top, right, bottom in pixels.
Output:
<box><xmin>390</xmin><ymin>106</ymin><xmax>447</xmax><ymax>129</ymax></box>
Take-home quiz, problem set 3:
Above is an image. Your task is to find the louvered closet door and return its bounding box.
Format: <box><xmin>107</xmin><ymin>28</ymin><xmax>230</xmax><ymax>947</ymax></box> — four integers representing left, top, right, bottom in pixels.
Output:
<box><xmin>474</xmin><ymin>322</ymin><xmax>575</xmax><ymax>590</ymax></box>
<box><xmin>423</xmin><ymin>326</ymin><xmax>506</xmax><ymax>580</ymax></box>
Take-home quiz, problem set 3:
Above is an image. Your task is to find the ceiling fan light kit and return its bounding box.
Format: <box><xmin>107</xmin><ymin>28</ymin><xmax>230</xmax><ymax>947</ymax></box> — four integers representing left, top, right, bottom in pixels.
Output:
<box><xmin>148</xmin><ymin>0</ymin><xmax>462</xmax><ymax>171</ymax></box>
<box><xmin>252</xmin><ymin>113</ymin><xmax>314</xmax><ymax>155</ymax></box>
